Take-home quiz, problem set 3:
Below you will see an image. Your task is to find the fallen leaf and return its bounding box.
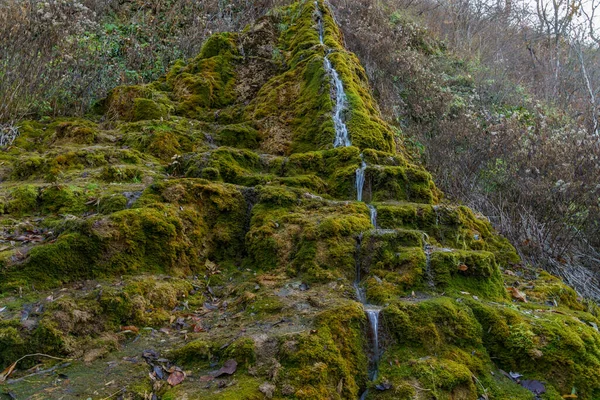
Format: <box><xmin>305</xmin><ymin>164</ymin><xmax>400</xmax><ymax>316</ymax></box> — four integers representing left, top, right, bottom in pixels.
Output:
<box><xmin>508</xmin><ymin>287</ymin><xmax>527</xmax><ymax>302</ymax></box>
<box><xmin>0</xmin><ymin>361</ymin><xmax>17</xmax><ymax>383</ymax></box>
<box><xmin>120</xmin><ymin>325</ymin><xmax>139</xmax><ymax>334</ymax></box>
<box><xmin>167</xmin><ymin>369</ymin><xmax>186</xmax><ymax>386</ymax></box>
<box><xmin>457</xmin><ymin>264</ymin><xmax>468</xmax><ymax>272</ymax></box>
<box><xmin>214</xmin><ymin>359</ymin><xmax>237</xmax><ymax>377</ymax></box>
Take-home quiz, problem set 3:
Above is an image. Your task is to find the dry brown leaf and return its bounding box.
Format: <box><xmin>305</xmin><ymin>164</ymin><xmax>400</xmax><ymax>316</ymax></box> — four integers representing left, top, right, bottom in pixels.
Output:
<box><xmin>120</xmin><ymin>325</ymin><xmax>139</xmax><ymax>334</ymax></box>
<box><xmin>0</xmin><ymin>361</ymin><xmax>17</xmax><ymax>383</ymax></box>
<box><xmin>167</xmin><ymin>369</ymin><xmax>186</xmax><ymax>386</ymax></box>
<box><xmin>508</xmin><ymin>287</ymin><xmax>527</xmax><ymax>302</ymax></box>
<box><xmin>214</xmin><ymin>359</ymin><xmax>237</xmax><ymax>377</ymax></box>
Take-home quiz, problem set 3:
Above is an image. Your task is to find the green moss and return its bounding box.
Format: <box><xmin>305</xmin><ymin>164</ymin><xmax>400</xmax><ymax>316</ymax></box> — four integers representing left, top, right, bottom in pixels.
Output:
<box><xmin>216</xmin><ymin>123</ymin><xmax>260</xmax><ymax>149</ymax></box>
<box><xmin>430</xmin><ymin>249</ymin><xmax>506</xmax><ymax>299</ymax></box>
<box><xmin>467</xmin><ymin>299</ymin><xmax>600</xmax><ymax>397</ymax></box>
<box><xmin>99</xmin><ymin>165</ymin><xmax>144</xmax><ymax>183</ymax></box>
<box><xmin>11</xmin><ymin>155</ymin><xmax>47</xmax><ymax>180</ymax></box>
<box><xmin>53</xmin><ymin>119</ymin><xmax>98</xmax><ymax>144</ymax></box>
<box><xmin>40</xmin><ymin>185</ymin><xmax>89</xmax><ymax>215</ymax></box>
<box><xmin>169</xmin><ymin>35</ymin><xmax>239</xmax><ymax>113</ymax></box>
<box><xmin>6</xmin><ymin>185</ymin><xmax>39</xmax><ymax>216</ymax></box>
<box><xmin>132</xmin><ymin>98</ymin><xmax>169</xmax><ymax>121</ymax></box>
<box><xmin>98</xmin><ymin>193</ymin><xmax>128</xmax><ymax>214</ymax></box>
<box><xmin>199</xmin><ymin>32</ymin><xmax>239</xmax><ymax>59</ymax></box>
<box><xmin>278</xmin><ymin>303</ymin><xmax>368</xmax><ymax>399</ymax></box>
<box><xmin>224</xmin><ymin>337</ymin><xmax>256</xmax><ymax>369</ymax></box>
<box><xmin>245</xmin><ymin>295</ymin><xmax>284</xmax><ymax>316</ymax></box>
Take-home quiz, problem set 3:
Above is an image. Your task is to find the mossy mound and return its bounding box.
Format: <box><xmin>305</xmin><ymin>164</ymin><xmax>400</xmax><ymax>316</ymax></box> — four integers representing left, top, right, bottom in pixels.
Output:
<box><xmin>1</xmin><ymin>1</ymin><xmax>599</xmax><ymax>399</ymax></box>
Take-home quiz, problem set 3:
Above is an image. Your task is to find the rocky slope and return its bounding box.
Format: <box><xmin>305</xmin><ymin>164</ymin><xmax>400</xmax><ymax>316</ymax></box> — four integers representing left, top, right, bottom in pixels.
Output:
<box><xmin>1</xmin><ymin>1</ymin><xmax>600</xmax><ymax>399</ymax></box>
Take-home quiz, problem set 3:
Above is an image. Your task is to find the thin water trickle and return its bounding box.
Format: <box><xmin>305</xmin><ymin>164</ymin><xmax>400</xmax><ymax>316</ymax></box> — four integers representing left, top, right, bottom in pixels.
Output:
<box><xmin>367</xmin><ymin>204</ymin><xmax>377</xmax><ymax>229</ymax></box>
<box><xmin>325</xmin><ymin>56</ymin><xmax>351</xmax><ymax>148</ymax></box>
<box><xmin>316</xmin><ymin>1</ymin><xmax>351</xmax><ymax>148</ymax></box>
<box><xmin>315</xmin><ymin>1</ymin><xmax>324</xmax><ymax>44</ymax></box>
<box><xmin>365</xmin><ymin>307</ymin><xmax>381</xmax><ymax>363</ymax></box>
<box><xmin>356</xmin><ymin>155</ymin><xmax>367</xmax><ymax>201</ymax></box>
<box><xmin>316</xmin><ymin>4</ymin><xmax>378</xmax><ymax>397</ymax></box>
<box><xmin>359</xmin><ymin>305</ymin><xmax>381</xmax><ymax>400</ymax></box>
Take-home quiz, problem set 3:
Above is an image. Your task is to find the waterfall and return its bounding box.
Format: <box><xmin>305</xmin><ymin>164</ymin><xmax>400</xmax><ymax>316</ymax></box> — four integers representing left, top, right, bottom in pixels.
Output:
<box><xmin>315</xmin><ymin>1</ymin><xmax>324</xmax><ymax>45</ymax></box>
<box><xmin>360</xmin><ymin>305</ymin><xmax>381</xmax><ymax>400</ymax></box>
<box><xmin>365</xmin><ymin>307</ymin><xmax>381</xmax><ymax>364</ymax></box>
<box><xmin>356</xmin><ymin>156</ymin><xmax>367</xmax><ymax>202</ymax></box>
<box><xmin>367</xmin><ymin>204</ymin><xmax>377</xmax><ymax>229</ymax></box>
<box><xmin>324</xmin><ymin>56</ymin><xmax>351</xmax><ymax>148</ymax></box>
<box><xmin>316</xmin><ymin>4</ymin><xmax>378</xmax><ymax>396</ymax></box>
<box><xmin>315</xmin><ymin>2</ymin><xmax>351</xmax><ymax>148</ymax></box>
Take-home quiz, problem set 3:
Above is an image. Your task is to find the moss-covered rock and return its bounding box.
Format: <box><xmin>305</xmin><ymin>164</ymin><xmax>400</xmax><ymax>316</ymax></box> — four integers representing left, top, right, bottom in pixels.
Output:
<box><xmin>0</xmin><ymin>1</ymin><xmax>597</xmax><ymax>399</ymax></box>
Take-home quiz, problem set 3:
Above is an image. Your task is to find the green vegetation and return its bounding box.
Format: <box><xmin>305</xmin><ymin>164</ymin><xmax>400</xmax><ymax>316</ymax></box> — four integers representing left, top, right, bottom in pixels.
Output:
<box><xmin>0</xmin><ymin>1</ymin><xmax>599</xmax><ymax>399</ymax></box>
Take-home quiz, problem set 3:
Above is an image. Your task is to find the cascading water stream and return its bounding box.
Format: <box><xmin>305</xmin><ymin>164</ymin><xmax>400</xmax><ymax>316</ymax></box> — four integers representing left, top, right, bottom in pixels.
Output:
<box><xmin>315</xmin><ymin>4</ymin><xmax>379</xmax><ymax>396</ymax></box>
<box><xmin>316</xmin><ymin>2</ymin><xmax>351</xmax><ymax>148</ymax></box>
<box><xmin>355</xmin><ymin>156</ymin><xmax>367</xmax><ymax>202</ymax></box>
<box><xmin>324</xmin><ymin>57</ymin><xmax>351</xmax><ymax>148</ymax></box>
<box><xmin>359</xmin><ymin>306</ymin><xmax>381</xmax><ymax>400</ymax></box>
<box><xmin>367</xmin><ymin>205</ymin><xmax>377</xmax><ymax>230</ymax></box>
<box><xmin>315</xmin><ymin>1</ymin><xmax>325</xmax><ymax>45</ymax></box>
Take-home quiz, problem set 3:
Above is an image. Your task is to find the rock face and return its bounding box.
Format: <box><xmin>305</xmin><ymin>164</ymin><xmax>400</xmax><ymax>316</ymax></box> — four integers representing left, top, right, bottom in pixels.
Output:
<box><xmin>1</xmin><ymin>1</ymin><xmax>600</xmax><ymax>399</ymax></box>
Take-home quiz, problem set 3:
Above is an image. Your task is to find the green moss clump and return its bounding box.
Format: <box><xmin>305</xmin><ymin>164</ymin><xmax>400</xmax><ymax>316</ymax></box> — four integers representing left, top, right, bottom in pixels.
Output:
<box><xmin>170</xmin><ymin>339</ymin><xmax>214</xmax><ymax>367</ymax></box>
<box><xmin>430</xmin><ymin>249</ymin><xmax>506</xmax><ymax>299</ymax></box>
<box><xmin>6</xmin><ymin>185</ymin><xmax>39</xmax><ymax>216</ymax></box>
<box><xmin>468</xmin><ymin>299</ymin><xmax>600</xmax><ymax>398</ymax></box>
<box><xmin>53</xmin><ymin>120</ymin><xmax>98</xmax><ymax>144</ymax></box>
<box><xmin>224</xmin><ymin>337</ymin><xmax>256</xmax><ymax>369</ymax></box>
<box><xmin>98</xmin><ymin>193</ymin><xmax>128</xmax><ymax>214</ymax></box>
<box><xmin>99</xmin><ymin>165</ymin><xmax>143</xmax><ymax>183</ymax></box>
<box><xmin>40</xmin><ymin>185</ymin><xmax>89</xmax><ymax>215</ymax></box>
<box><xmin>169</xmin><ymin>34</ymin><xmax>239</xmax><ymax>113</ymax></box>
<box><xmin>11</xmin><ymin>156</ymin><xmax>47</xmax><ymax>180</ymax></box>
<box><xmin>199</xmin><ymin>32</ymin><xmax>239</xmax><ymax>59</ymax></box>
<box><xmin>217</xmin><ymin>123</ymin><xmax>260</xmax><ymax>149</ymax></box>
<box><xmin>277</xmin><ymin>303</ymin><xmax>368</xmax><ymax>399</ymax></box>
<box><xmin>132</xmin><ymin>98</ymin><xmax>169</xmax><ymax>121</ymax></box>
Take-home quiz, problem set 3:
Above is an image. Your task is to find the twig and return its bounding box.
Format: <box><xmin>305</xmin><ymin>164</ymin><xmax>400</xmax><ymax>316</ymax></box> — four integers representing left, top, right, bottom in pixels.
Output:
<box><xmin>6</xmin><ymin>362</ymin><xmax>71</xmax><ymax>384</ymax></box>
<box><xmin>100</xmin><ymin>387</ymin><xmax>126</xmax><ymax>400</ymax></box>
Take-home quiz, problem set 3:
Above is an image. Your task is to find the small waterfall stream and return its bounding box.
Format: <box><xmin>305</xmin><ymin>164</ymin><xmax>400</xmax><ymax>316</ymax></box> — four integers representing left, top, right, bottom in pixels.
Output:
<box><xmin>355</xmin><ymin>155</ymin><xmax>367</xmax><ymax>202</ymax></box>
<box><xmin>316</xmin><ymin>2</ymin><xmax>351</xmax><ymax>148</ymax></box>
<box><xmin>354</xmin><ymin>155</ymin><xmax>381</xmax><ymax>398</ymax></box>
<box><xmin>315</xmin><ymin>4</ymin><xmax>379</xmax><ymax>397</ymax></box>
<box><xmin>367</xmin><ymin>205</ymin><xmax>377</xmax><ymax>230</ymax></box>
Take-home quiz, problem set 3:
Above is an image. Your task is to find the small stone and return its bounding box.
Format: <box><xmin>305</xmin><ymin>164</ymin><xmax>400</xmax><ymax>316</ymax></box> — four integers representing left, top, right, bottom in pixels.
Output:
<box><xmin>259</xmin><ymin>382</ymin><xmax>276</xmax><ymax>399</ymax></box>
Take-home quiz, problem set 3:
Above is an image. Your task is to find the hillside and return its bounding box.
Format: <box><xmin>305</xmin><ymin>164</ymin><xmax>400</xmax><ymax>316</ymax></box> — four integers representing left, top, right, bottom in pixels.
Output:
<box><xmin>1</xmin><ymin>1</ymin><xmax>600</xmax><ymax>399</ymax></box>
